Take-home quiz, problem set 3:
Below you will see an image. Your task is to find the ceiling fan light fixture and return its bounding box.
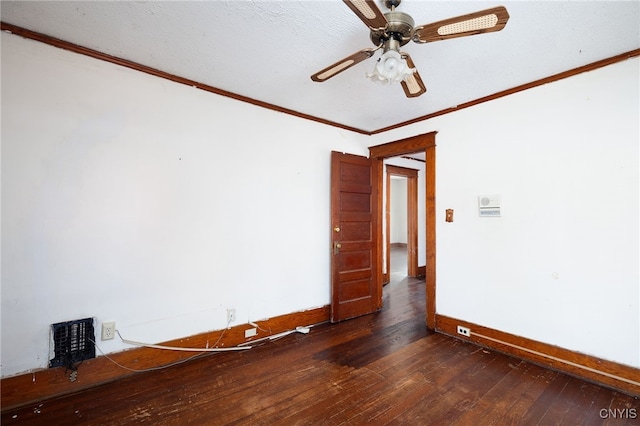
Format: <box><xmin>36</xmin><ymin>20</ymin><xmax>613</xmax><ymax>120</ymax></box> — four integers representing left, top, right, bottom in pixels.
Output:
<box><xmin>367</xmin><ymin>49</ymin><xmax>415</xmax><ymax>84</ymax></box>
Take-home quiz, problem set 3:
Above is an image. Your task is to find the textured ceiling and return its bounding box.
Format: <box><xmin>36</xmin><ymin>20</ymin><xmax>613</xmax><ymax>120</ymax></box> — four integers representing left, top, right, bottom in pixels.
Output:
<box><xmin>2</xmin><ymin>1</ymin><xmax>639</xmax><ymax>133</ymax></box>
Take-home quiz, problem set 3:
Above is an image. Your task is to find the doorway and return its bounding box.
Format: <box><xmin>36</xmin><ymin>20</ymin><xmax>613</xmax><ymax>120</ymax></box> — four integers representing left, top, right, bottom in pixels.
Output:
<box><xmin>384</xmin><ymin>164</ymin><xmax>419</xmax><ymax>284</ymax></box>
<box><xmin>369</xmin><ymin>131</ymin><xmax>436</xmax><ymax>329</ymax></box>
<box><xmin>389</xmin><ymin>176</ymin><xmax>408</xmax><ymax>280</ymax></box>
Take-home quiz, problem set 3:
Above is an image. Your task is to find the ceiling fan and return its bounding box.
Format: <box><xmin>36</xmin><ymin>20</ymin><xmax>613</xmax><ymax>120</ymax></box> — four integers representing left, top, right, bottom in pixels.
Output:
<box><xmin>311</xmin><ymin>0</ymin><xmax>510</xmax><ymax>98</ymax></box>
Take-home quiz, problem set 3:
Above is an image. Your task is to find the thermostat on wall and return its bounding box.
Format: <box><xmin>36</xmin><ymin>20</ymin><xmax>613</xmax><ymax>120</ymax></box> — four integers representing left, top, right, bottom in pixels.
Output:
<box><xmin>478</xmin><ymin>195</ymin><xmax>501</xmax><ymax>217</ymax></box>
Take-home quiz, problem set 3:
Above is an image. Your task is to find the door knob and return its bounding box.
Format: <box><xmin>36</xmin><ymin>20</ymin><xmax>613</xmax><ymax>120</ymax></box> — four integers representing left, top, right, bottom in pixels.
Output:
<box><xmin>334</xmin><ymin>227</ymin><xmax>341</xmax><ymax>233</ymax></box>
<box><xmin>333</xmin><ymin>242</ymin><xmax>342</xmax><ymax>255</ymax></box>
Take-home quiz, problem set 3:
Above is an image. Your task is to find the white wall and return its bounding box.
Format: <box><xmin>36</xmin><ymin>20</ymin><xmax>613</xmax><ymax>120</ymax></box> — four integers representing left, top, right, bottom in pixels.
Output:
<box><xmin>390</xmin><ymin>178</ymin><xmax>408</xmax><ymax>244</ymax></box>
<box><xmin>0</xmin><ymin>33</ymin><xmax>370</xmax><ymax>377</ymax></box>
<box><xmin>370</xmin><ymin>57</ymin><xmax>640</xmax><ymax>368</ymax></box>
<box><xmin>2</xmin><ymin>32</ymin><xmax>638</xmax><ymax>378</ymax></box>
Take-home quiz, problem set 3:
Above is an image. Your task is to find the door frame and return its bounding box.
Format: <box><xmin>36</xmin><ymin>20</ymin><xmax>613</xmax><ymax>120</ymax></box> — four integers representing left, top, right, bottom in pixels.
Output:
<box><xmin>384</xmin><ymin>165</ymin><xmax>419</xmax><ymax>283</ymax></box>
<box><xmin>369</xmin><ymin>131</ymin><xmax>436</xmax><ymax>330</ymax></box>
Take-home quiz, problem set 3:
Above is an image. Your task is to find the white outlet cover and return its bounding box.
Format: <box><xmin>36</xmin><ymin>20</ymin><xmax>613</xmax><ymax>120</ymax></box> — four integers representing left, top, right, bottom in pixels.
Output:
<box><xmin>101</xmin><ymin>321</ymin><xmax>116</xmax><ymax>340</ymax></box>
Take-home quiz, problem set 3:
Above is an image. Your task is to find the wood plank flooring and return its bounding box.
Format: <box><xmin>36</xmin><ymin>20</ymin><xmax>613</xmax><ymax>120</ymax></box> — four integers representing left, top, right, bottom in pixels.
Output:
<box><xmin>2</xmin><ymin>267</ymin><xmax>638</xmax><ymax>424</ymax></box>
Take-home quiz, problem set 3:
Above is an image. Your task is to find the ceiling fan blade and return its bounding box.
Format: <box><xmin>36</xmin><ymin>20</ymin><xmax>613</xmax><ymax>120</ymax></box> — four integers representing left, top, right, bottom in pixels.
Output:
<box><xmin>311</xmin><ymin>48</ymin><xmax>376</xmax><ymax>82</ymax></box>
<box><xmin>413</xmin><ymin>6</ymin><xmax>509</xmax><ymax>43</ymax></box>
<box><xmin>343</xmin><ymin>0</ymin><xmax>388</xmax><ymax>31</ymax></box>
<box><xmin>400</xmin><ymin>53</ymin><xmax>426</xmax><ymax>98</ymax></box>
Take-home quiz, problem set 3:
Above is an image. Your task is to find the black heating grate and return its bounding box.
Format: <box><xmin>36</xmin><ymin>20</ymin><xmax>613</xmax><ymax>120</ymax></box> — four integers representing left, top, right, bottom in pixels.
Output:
<box><xmin>49</xmin><ymin>317</ymin><xmax>96</xmax><ymax>368</ymax></box>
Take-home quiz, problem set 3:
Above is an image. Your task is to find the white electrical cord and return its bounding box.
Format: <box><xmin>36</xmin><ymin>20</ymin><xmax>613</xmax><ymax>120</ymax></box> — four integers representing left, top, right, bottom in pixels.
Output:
<box><xmin>91</xmin><ymin>339</ymin><xmax>207</xmax><ymax>373</ymax></box>
<box><xmin>116</xmin><ymin>330</ymin><xmax>251</xmax><ymax>352</ymax></box>
<box><xmin>92</xmin><ymin>322</ymin><xmax>324</xmax><ymax>373</ymax></box>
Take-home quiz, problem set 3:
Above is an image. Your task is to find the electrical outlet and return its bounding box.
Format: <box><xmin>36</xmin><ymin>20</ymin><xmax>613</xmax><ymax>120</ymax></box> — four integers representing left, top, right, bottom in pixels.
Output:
<box><xmin>227</xmin><ymin>308</ymin><xmax>236</xmax><ymax>324</ymax></box>
<box><xmin>457</xmin><ymin>325</ymin><xmax>470</xmax><ymax>337</ymax></box>
<box><xmin>245</xmin><ymin>328</ymin><xmax>257</xmax><ymax>338</ymax></box>
<box><xmin>101</xmin><ymin>321</ymin><xmax>116</xmax><ymax>340</ymax></box>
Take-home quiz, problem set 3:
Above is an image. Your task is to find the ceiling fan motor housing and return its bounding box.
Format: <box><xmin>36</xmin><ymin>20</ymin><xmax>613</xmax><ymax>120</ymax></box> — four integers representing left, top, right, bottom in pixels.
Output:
<box><xmin>370</xmin><ymin>10</ymin><xmax>415</xmax><ymax>47</ymax></box>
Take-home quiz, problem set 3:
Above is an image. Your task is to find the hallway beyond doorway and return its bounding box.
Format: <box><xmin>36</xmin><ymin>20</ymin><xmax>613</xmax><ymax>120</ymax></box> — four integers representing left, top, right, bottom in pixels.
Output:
<box><xmin>390</xmin><ymin>244</ymin><xmax>408</xmax><ymax>282</ymax></box>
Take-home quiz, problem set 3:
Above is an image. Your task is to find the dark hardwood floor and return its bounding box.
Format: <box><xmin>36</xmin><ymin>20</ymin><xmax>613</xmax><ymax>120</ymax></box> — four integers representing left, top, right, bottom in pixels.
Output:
<box><xmin>2</xmin><ymin>251</ymin><xmax>638</xmax><ymax>424</ymax></box>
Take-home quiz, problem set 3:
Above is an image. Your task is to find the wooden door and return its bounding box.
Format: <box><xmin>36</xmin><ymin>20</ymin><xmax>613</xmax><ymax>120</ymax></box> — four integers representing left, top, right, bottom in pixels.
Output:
<box><xmin>330</xmin><ymin>151</ymin><xmax>381</xmax><ymax>322</ymax></box>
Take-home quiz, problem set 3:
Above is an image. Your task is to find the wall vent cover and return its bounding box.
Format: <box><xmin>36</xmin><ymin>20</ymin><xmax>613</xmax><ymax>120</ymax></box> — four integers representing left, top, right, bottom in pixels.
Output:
<box><xmin>49</xmin><ymin>317</ymin><xmax>95</xmax><ymax>368</ymax></box>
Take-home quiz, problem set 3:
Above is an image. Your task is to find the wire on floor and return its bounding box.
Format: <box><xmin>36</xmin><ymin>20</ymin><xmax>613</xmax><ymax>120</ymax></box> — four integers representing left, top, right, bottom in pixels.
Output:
<box><xmin>91</xmin><ymin>339</ymin><xmax>208</xmax><ymax>373</ymax></box>
<box><xmin>87</xmin><ymin>321</ymin><xmax>250</xmax><ymax>373</ymax></box>
<box><xmin>116</xmin><ymin>330</ymin><xmax>251</xmax><ymax>352</ymax></box>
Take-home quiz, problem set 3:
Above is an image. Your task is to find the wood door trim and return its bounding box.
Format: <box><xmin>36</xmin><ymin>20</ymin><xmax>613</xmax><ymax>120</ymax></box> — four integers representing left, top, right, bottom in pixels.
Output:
<box><xmin>370</xmin><ymin>133</ymin><xmax>436</xmax><ymax>158</ymax></box>
<box><xmin>386</xmin><ymin>165</ymin><xmax>419</xmax><ymax>176</ymax></box>
<box><xmin>385</xmin><ymin>165</ymin><xmax>419</xmax><ymax>280</ymax></box>
<box><xmin>370</xmin><ymin>131</ymin><xmax>437</xmax><ymax>329</ymax></box>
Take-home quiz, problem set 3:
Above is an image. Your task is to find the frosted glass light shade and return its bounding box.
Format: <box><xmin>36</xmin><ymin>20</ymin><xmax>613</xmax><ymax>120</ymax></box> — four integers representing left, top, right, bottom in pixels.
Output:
<box><xmin>367</xmin><ymin>50</ymin><xmax>415</xmax><ymax>84</ymax></box>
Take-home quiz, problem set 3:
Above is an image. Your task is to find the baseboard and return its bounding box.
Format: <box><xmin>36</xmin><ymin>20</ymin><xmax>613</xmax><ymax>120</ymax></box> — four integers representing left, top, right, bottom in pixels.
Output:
<box><xmin>0</xmin><ymin>306</ymin><xmax>330</xmax><ymax>411</ymax></box>
<box><xmin>8</xmin><ymin>309</ymin><xmax>636</xmax><ymax>409</ymax></box>
<box><xmin>436</xmin><ymin>314</ymin><xmax>640</xmax><ymax>396</ymax></box>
